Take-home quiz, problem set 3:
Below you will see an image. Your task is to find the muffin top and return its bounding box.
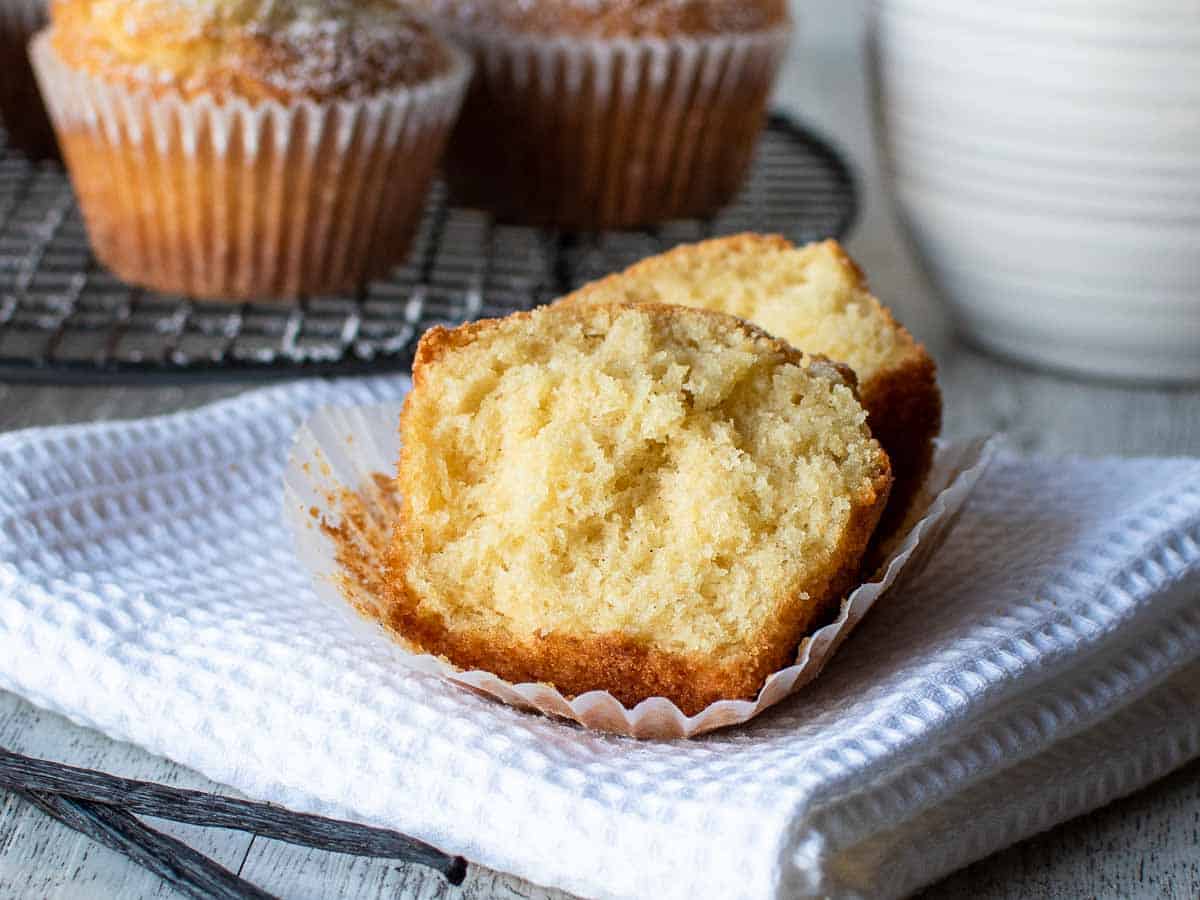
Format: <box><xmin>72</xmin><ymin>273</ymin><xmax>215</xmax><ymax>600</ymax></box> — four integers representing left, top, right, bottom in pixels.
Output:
<box><xmin>409</xmin><ymin>0</ymin><xmax>789</xmax><ymax>38</ymax></box>
<box><xmin>49</xmin><ymin>0</ymin><xmax>458</xmax><ymax>102</ymax></box>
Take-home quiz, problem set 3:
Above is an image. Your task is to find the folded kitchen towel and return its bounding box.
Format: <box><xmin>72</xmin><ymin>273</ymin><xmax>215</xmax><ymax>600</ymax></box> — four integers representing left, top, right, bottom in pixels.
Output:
<box><xmin>0</xmin><ymin>374</ymin><xmax>1197</xmax><ymax>900</ymax></box>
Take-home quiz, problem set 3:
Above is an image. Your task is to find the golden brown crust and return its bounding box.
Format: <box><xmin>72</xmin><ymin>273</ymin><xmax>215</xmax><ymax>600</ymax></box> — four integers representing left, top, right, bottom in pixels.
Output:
<box><xmin>412</xmin><ymin>299</ymin><xmax>845</xmax><ymax>385</ymax></box>
<box><xmin>557</xmin><ymin>233</ymin><xmax>943</xmax><ymax>538</ymax></box>
<box><xmin>378</xmin><ymin>477</ymin><xmax>887</xmax><ymax>716</ymax></box>
<box><xmin>386</xmin><ymin>303</ymin><xmax>891</xmax><ymax>715</ymax></box>
<box><xmin>49</xmin><ymin>0</ymin><xmax>455</xmax><ymax>102</ymax></box>
<box><xmin>326</xmin><ymin>469</ymin><xmax>889</xmax><ymax>716</ymax></box>
<box><xmin>410</xmin><ymin>0</ymin><xmax>789</xmax><ymax>38</ymax></box>
<box><xmin>859</xmin><ymin>342</ymin><xmax>941</xmax><ymax>540</ymax></box>
<box><xmin>809</xmin><ymin>238</ymin><xmax>942</xmax><ymax>536</ymax></box>
<box><xmin>815</xmin><ymin>239</ymin><xmax>942</xmax><ymax>537</ymax></box>
<box><xmin>408</xmin><ymin>314</ymin><xmax>518</xmax><ymax>387</ymax></box>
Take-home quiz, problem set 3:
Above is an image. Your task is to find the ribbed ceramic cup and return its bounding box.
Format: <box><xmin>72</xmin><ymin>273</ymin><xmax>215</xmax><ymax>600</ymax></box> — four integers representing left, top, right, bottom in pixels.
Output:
<box><xmin>871</xmin><ymin>0</ymin><xmax>1200</xmax><ymax>381</ymax></box>
<box><xmin>31</xmin><ymin>33</ymin><xmax>471</xmax><ymax>301</ymax></box>
<box><xmin>0</xmin><ymin>0</ymin><xmax>57</xmax><ymax>160</ymax></box>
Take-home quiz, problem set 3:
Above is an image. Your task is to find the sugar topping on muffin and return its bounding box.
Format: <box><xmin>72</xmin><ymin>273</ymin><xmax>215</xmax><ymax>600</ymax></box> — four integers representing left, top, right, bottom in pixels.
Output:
<box><xmin>49</xmin><ymin>0</ymin><xmax>455</xmax><ymax>100</ymax></box>
<box><xmin>410</xmin><ymin>0</ymin><xmax>789</xmax><ymax>37</ymax></box>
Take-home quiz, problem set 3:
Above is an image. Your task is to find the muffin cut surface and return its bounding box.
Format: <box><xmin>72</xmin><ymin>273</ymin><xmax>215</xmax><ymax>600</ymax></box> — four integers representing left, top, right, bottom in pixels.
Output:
<box><xmin>387</xmin><ymin>303</ymin><xmax>891</xmax><ymax>713</ymax></box>
<box><xmin>558</xmin><ymin>234</ymin><xmax>942</xmax><ymax>533</ymax></box>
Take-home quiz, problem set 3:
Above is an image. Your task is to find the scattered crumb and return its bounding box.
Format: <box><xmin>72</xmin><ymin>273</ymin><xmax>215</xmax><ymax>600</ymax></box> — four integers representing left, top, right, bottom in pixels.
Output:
<box><xmin>318</xmin><ymin>472</ymin><xmax>405</xmax><ymax>632</ymax></box>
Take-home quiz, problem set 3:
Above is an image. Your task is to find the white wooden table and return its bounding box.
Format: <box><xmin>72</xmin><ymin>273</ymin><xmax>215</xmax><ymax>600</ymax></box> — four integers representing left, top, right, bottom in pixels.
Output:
<box><xmin>2</xmin><ymin>3</ymin><xmax>1199</xmax><ymax>897</ymax></box>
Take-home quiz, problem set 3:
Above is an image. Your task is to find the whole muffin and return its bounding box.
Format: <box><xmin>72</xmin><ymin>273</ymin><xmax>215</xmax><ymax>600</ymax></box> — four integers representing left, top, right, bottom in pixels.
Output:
<box><xmin>0</xmin><ymin>0</ymin><xmax>58</xmax><ymax>160</ymax></box>
<box><xmin>30</xmin><ymin>0</ymin><xmax>472</xmax><ymax>300</ymax></box>
<box><xmin>411</xmin><ymin>0</ymin><xmax>792</xmax><ymax>229</ymax></box>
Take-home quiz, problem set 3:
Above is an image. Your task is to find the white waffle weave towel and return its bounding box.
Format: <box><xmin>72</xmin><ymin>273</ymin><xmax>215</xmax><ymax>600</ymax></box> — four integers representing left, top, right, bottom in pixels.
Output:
<box><xmin>1</xmin><ymin>375</ymin><xmax>1198</xmax><ymax>900</ymax></box>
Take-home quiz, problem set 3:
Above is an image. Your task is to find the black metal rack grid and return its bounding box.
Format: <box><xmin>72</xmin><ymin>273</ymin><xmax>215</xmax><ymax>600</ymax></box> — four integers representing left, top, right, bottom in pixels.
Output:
<box><xmin>0</xmin><ymin>115</ymin><xmax>856</xmax><ymax>383</ymax></box>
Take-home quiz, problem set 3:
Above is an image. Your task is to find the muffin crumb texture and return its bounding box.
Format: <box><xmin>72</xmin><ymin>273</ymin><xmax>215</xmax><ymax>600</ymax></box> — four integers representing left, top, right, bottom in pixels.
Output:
<box><xmin>387</xmin><ymin>303</ymin><xmax>891</xmax><ymax>713</ymax></box>
<box><xmin>560</xmin><ymin>235</ymin><xmax>942</xmax><ymax>537</ymax></box>
<box><xmin>564</xmin><ymin>237</ymin><xmax>914</xmax><ymax>400</ymax></box>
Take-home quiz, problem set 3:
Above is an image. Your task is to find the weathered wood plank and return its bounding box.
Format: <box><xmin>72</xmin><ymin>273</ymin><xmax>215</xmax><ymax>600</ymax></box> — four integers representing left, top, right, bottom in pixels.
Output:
<box><xmin>921</xmin><ymin>757</ymin><xmax>1200</xmax><ymax>900</ymax></box>
<box><xmin>939</xmin><ymin>345</ymin><xmax>1200</xmax><ymax>457</ymax></box>
<box><xmin>236</xmin><ymin>835</ymin><xmax>566</xmax><ymax>900</ymax></box>
<box><xmin>0</xmin><ymin>693</ymin><xmax>564</xmax><ymax>900</ymax></box>
<box><xmin>0</xmin><ymin>747</ymin><xmax>462</xmax><ymax>878</ymax></box>
<box><xmin>0</xmin><ymin>692</ymin><xmax>252</xmax><ymax>899</ymax></box>
<box><xmin>0</xmin><ymin>382</ymin><xmax>248</xmax><ymax>433</ymax></box>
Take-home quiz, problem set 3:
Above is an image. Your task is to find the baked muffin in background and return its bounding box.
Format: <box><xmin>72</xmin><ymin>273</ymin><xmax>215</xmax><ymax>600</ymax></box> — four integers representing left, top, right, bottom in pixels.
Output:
<box><xmin>386</xmin><ymin>302</ymin><xmax>892</xmax><ymax>714</ymax></box>
<box><xmin>0</xmin><ymin>0</ymin><xmax>58</xmax><ymax>160</ymax></box>
<box><xmin>411</xmin><ymin>0</ymin><xmax>792</xmax><ymax>229</ymax></box>
<box><xmin>30</xmin><ymin>0</ymin><xmax>471</xmax><ymax>301</ymax></box>
<box><xmin>557</xmin><ymin>234</ymin><xmax>943</xmax><ymax>539</ymax></box>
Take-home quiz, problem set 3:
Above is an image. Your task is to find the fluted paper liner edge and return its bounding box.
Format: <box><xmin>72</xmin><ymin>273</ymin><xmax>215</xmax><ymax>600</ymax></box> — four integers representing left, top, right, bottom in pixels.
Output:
<box><xmin>29</xmin><ymin>32</ymin><xmax>471</xmax><ymax>300</ymax></box>
<box><xmin>440</xmin><ymin>26</ymin><xmax>792</xmax><ymax>227</ymax></box>
<box><xmin>284</xmin><ymin>400</ymin><xmax>995</xmax><ymax>739</ymax></box>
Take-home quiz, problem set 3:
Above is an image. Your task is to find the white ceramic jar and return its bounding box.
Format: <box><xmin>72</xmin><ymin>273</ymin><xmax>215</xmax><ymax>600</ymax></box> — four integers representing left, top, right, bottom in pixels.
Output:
<box><xmin>870</xmin><ymin>0</ymin><xmax>1200</xmax><ymax>381</ymax></box>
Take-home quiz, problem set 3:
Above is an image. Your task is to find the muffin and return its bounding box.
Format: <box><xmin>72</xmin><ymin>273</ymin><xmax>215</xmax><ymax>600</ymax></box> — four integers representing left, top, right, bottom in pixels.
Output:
<box><xmin>557</xmin><ymin>234</ymin><xmax>942</xmax><ymax>535</ymax></box>
<box><xmin>0</xmin><ymin>0</ymin><xmax>57</xmax><ymax>160</ymax></box>
<box><xmin>410</xmin><ymin>0</ymin><xmax>792</xmax><ymax>229</ymax></box>
<box><xmin>30</xmin><ymin>0</ymin><xmax>472</xmax><ymax>301</ymax></box>
<box><xmin>385</xmin><ymin>302</ymin><xmax>892</xmax><ymax>714</ymax></box>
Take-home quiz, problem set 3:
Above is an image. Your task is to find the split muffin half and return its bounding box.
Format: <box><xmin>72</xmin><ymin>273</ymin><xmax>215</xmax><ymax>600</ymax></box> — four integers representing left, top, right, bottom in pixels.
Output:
<box><xmin>385</xmin><ymin>302</ymin><xmax>891</xmax><ymax>714</ymax></box>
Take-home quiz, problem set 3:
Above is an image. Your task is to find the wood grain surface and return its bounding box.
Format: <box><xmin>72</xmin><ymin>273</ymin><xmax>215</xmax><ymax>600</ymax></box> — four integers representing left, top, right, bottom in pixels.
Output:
<box><xmin>2</xmin><ymin>2</ymin><xmax>1198</xmax><ymax>897</ymax></box>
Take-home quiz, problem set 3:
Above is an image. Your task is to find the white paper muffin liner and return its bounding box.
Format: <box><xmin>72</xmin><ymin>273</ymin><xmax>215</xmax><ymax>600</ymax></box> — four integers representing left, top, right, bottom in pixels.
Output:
<box><xmin>439</xmin><ymin>25</ymin><xmax>792</xmax><ymax>228</ymax></box>
<box><xmin>284</xmin><ymin>398</ymin><xmax>995</xmax><ymax>739</ymax></box>
<box><xmin>29</xmin><ymin>32</ymin><xmax>471</xmax><ymax>300</ymax></box>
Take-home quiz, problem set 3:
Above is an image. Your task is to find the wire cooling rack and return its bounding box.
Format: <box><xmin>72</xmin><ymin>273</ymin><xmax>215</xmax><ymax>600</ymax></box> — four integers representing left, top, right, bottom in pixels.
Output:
<box><xmin>0</xmin><ymin>114</ymin><xmax>856</xmax><ymax>383</ymax></box>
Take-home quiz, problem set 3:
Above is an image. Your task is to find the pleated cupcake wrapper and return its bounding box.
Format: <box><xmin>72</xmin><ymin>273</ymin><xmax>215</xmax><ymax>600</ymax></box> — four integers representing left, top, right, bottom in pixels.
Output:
<box><xmin>284</xmin><ymin>401</ymin><xmax>996</xmax><ymax>739</ymax></box>
<box><xmin>442</xmin><ymin>26</ymin><xmax>791</xmax><ymax>228</ymax></box>
<box><xmin>29</xmin><ymin>33</ymin><xmax>471</xmax><ymax>300</ymax></box>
